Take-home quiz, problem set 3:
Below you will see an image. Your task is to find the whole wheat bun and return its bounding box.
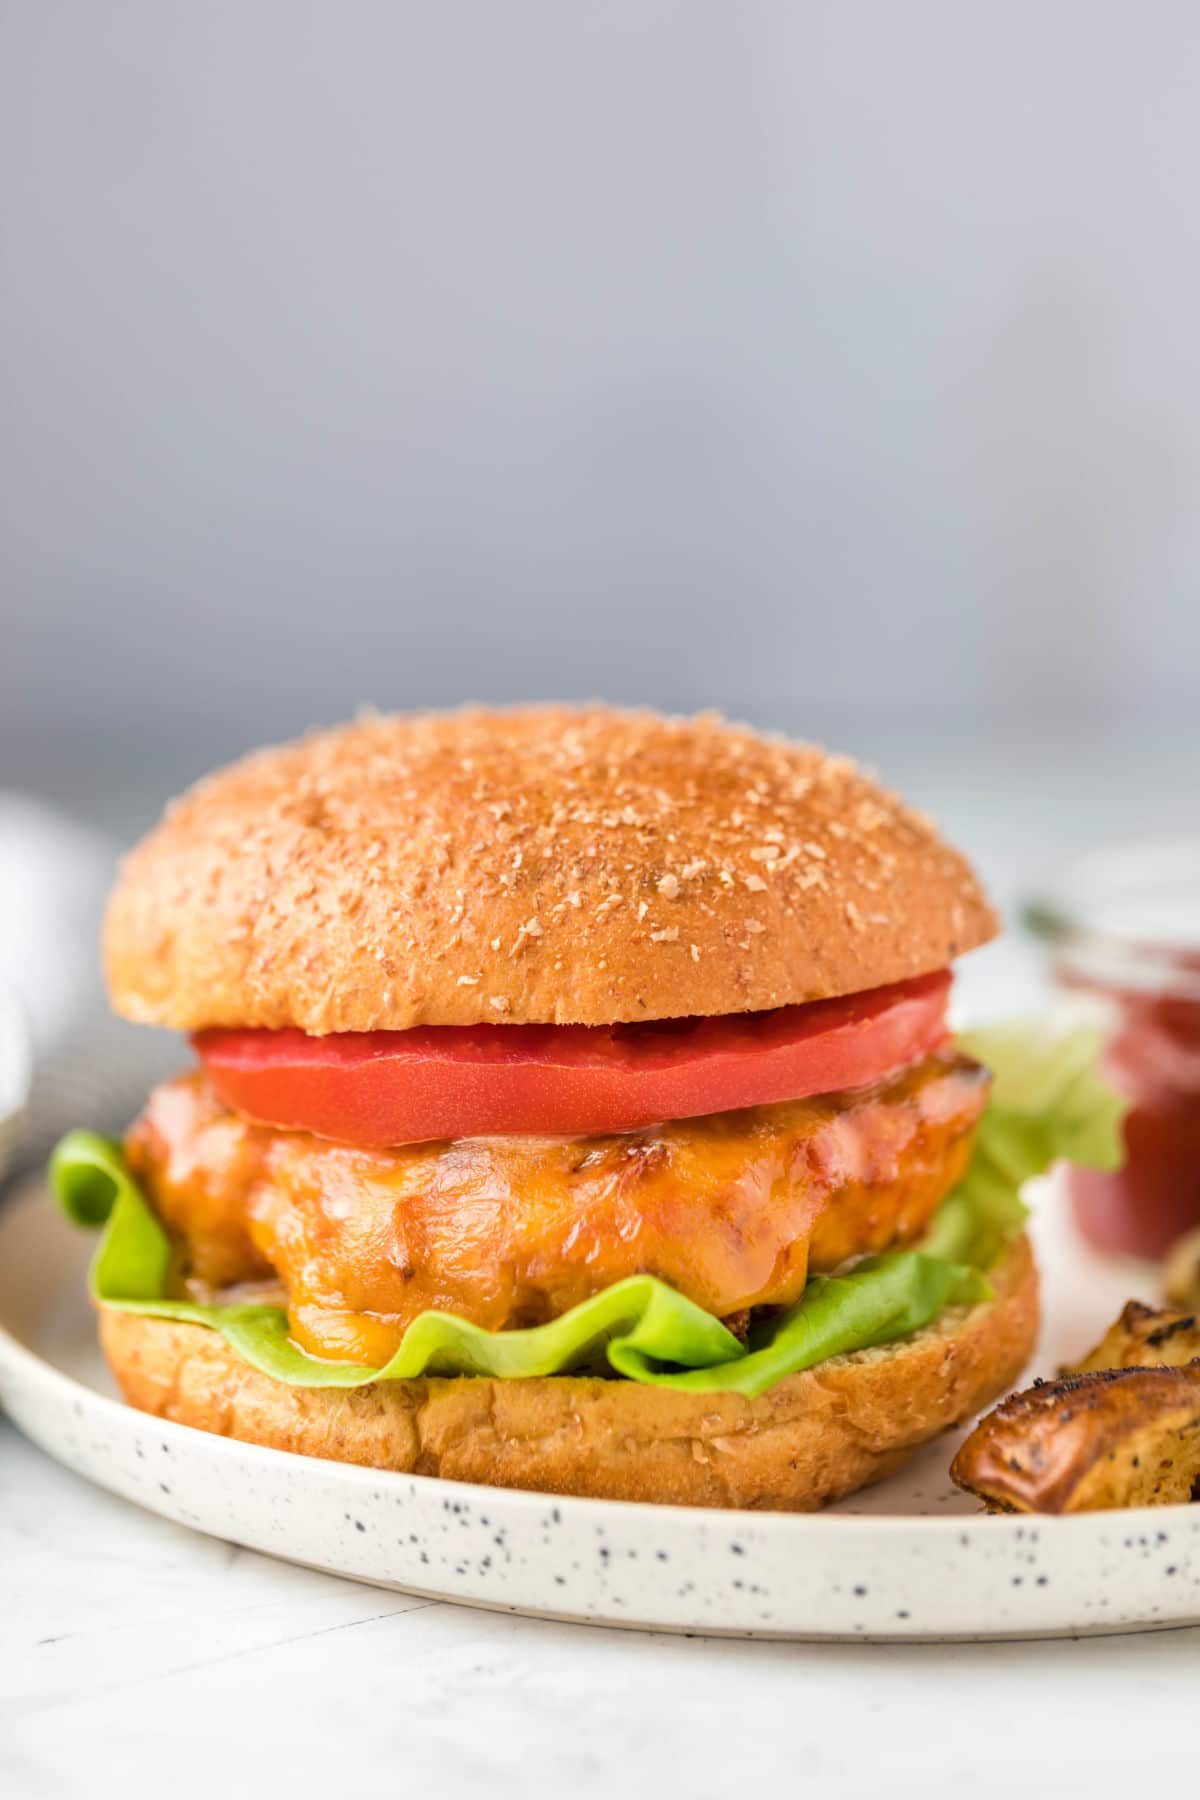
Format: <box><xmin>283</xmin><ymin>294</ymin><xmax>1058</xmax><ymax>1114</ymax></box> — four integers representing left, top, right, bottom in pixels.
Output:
<box><xmin>99</xmin><ymin>1235</ymin><xmax>1036</xmax><ymax>1511</ymax></box>
<box><xmin>105</xmin><ymin>707</ymin><xmax>996</xmax><ymax>1032</ymax></box>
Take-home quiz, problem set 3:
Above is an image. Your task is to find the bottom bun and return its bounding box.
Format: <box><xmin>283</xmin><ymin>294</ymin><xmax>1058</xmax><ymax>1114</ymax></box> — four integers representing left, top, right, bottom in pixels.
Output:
<box><xmin>99</xmin><ymin>1235</ymin><xmax>1037</xmax><ymax>1512</ymax></box>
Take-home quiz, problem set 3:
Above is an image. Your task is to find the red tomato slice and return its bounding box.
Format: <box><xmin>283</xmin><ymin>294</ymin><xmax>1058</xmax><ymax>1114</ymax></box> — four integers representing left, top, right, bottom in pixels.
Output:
<box><xmin>193</xmin><ymin>972</ymin><xmax>951</xmax><ymax>1148</ymax></box>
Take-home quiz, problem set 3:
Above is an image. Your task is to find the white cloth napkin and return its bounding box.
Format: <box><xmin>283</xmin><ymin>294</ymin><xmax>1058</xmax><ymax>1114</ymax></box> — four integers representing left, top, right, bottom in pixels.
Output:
<box><xmin>0</xmin><ymin>795</ymin><xmax>176</xmax><ymax>1183</ymax></box>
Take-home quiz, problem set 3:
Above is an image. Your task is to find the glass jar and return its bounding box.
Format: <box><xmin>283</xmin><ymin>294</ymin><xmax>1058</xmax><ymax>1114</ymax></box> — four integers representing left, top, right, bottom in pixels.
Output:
<box><xmin>1027</xmin><ymin>841</ymin><xmax>1200</xmax><ymax>1259</ymax></box>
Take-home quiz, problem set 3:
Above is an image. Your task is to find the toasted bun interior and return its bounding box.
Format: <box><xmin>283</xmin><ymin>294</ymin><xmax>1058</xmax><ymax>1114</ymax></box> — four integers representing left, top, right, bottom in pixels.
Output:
<box><xmin>99</xmin><ymin>1234</ymin><xmax>1036</xmax><ymax>1512</ymax></box>
<box><xmin>105</xmin><ymin>707</ymin><xmax>996</xmax><ymax>1033</ymax></box>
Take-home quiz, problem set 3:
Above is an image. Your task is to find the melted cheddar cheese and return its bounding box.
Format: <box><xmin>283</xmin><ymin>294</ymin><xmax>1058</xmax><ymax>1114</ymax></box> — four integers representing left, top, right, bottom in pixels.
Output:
<box><xmin>125</xmin><ymin>1052</ymin><xmax>988</xmax><ymax>1366</ymax></box>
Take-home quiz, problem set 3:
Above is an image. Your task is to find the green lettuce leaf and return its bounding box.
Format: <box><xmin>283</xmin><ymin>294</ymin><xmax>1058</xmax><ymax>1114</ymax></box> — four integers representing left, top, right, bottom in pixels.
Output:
<box><xmin>923</xmin><ymin>1019</ymin><xmax>1125</xmax><ymax>1268</ymax></box>
<box><xmin>608</xmin><ymin>1252</ymin><xmax>990</xmax><ymax>1392</ymax></box>
<box><xmin>49</xmin><ymin>1020</ymin><xmax>1124</xmax><ymax>1398</ymax></box>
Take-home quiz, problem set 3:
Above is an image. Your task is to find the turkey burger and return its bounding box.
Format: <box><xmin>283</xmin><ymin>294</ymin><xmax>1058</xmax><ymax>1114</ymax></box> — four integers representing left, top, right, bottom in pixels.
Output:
<box><xmin>53</xmin><ymin>707</ymin><xmax>1045</xmax><ymax>1510</ymax></box>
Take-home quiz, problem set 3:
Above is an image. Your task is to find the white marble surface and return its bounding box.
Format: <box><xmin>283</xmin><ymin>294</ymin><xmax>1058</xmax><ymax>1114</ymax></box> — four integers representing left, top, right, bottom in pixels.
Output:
<box><xmin>4</xmin><ymin>720</ymin><xmax>1200</xmax><ymax>1796</ymax></box>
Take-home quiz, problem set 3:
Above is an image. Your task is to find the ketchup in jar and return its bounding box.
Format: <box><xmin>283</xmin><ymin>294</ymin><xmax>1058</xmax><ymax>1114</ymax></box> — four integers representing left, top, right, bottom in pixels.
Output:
<box><xmin>1027</xmin><ymin>842</ymin><xmax>1200</xmax><ymax>1259</ymax></box>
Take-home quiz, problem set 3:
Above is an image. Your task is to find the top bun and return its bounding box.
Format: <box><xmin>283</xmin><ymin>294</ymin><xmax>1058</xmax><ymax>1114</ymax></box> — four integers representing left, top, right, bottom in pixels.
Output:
<box><xmin>104</xmin><ymin>707</ymin><xmax>997</xmax><ymax>1033</ymax></box>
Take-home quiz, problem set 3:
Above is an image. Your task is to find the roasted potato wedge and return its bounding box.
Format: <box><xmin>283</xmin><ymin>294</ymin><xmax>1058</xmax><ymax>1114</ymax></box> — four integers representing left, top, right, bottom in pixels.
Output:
<box><xmin>1164</xmin><ymin>1228</ymin><xmax>1200</xmax><ymax>1312</ymax></box>
<box><xmin>951</xmin><ymin>1362</ymin><xmax>1200</xmax><ymax>1513</ymax></box>
<box><xmin>951</xmin><ymin>1300</ymin><xmax>1200</xmax><ymax>1514</ymax></box>
<box><xmin>1067</xmin><ymin>1299</ymin><xmax>1200</xmax><ymax>1374</ymax></box>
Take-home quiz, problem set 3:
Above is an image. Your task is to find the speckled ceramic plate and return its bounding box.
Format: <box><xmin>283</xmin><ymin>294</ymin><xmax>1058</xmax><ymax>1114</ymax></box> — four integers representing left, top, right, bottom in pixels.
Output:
<box><xmin>1</xmin><ymin>1176</ymin><xmax>1198</xmax><ymax>1641</ymax></box>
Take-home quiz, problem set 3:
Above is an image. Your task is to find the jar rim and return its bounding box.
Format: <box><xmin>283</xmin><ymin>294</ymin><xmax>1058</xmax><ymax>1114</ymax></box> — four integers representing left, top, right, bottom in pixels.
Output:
<box><xmin>1025</xmin><ymin>838</ymin><xmax>1200</xmax><ymax>1001</ymax></box>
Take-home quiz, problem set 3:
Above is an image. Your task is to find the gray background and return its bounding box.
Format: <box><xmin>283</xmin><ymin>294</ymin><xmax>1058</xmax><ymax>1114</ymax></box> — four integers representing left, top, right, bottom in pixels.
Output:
<box><xmin>2</xmin><ymin>1</ymin><xmax>1199</xmax><ymax>832</ymax></box>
